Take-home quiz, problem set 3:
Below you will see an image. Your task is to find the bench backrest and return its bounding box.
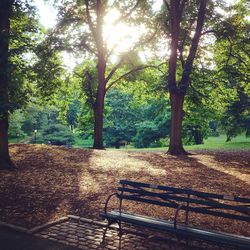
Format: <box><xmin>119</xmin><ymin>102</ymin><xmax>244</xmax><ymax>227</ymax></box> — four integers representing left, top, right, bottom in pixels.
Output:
<box><xmin>118</xmin><ymin>180</ymin><xmax>250</xmax><ymax>222</ymax></box>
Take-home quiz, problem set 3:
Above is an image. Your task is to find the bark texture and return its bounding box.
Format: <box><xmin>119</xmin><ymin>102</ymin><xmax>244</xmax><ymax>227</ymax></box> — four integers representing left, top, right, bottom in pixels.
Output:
<box><xmin>168</xmin><ymin>93</ymin><xmax>186</xmax><ymax>154</ymax></box>
<box><xmin>0</xmin><ymin>0</ymin><xmax>15</xmax><ymax>170</ymax></box>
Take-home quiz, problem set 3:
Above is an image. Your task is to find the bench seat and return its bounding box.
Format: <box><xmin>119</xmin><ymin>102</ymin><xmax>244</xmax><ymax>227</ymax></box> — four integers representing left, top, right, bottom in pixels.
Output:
<box><xmin>101</xmin><ymin>210</ymin><xmax>250</xmax><ymax>249</ymax></box>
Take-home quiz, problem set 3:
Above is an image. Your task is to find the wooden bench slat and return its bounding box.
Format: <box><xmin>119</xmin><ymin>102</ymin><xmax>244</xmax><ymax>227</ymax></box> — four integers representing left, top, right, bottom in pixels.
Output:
<box><xmin>121</xmin><ymin>195</ymin><xmax>250</xmax><ymax>222</ymax></box>
<box><xmin>120</xmin><ymin>180</ymin><xmax>250</xmax><ymax>203</ymax></box>
<box><xmin>118</xmin><ymin>187</ymin><xmax>250</xmax><ymax>213</ymax></box>
<box><xmin>100</xmin><ymin>211</ymin><xmax>250</xmax><ymax>249</ymax></box>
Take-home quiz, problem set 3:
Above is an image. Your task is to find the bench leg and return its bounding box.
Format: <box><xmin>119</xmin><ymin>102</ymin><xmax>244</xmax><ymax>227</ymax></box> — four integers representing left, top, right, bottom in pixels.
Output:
<box><xmin>102</xmin><ymin>219</ymin><xmax>112</xmax><ymax>243</ymax></box>
<box><xmin>118</xmin><ymin>221</ymin><xmax>123</xmax><ymax>237</ymax></box>
<box><xmin>102</xmin><ymin>219</ymin><xmax>122</xmax><ymax>242</ymax></box>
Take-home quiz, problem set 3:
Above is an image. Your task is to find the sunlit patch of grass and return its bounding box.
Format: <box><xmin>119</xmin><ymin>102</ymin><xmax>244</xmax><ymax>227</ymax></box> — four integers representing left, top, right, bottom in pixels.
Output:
<box><xmin>118</xmin><ymin>134</ymin><xmax>250</xmax><ymax>151</ymax></box>
<box><xmin>185</xmin><ymin>134</ymin><xmax>250</xmax><ymax>150</ymax></box>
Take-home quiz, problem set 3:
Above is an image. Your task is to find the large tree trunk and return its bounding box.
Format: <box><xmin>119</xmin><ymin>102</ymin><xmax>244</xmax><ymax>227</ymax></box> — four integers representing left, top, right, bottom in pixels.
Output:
<box><xmin>93</xmin><ymin>51</ymin><xmax>106</xmax><ymax>149</ymax></box>
<box><xmin>0</xmin><ymin>119</ymin><xmax>14</xmax><ymax>169</ymax></box>
<box><xmin>168</xmin><ymin>92</ymin><xmax>186</xmax><ymax>155</ymax></box>
<box><xmin>0</xmin><ymin>1</ymin><xmax>14</xmax><ymax>170</ymax></box>
<box><xmin>93</xmin><ymin>99</ymin><xmax>104</xmax><ymax>149</ymax></box>
<box><xmin>92</xmin><ymin>0</ymin><xmax>106</xmax><ymax>150</ymax></box>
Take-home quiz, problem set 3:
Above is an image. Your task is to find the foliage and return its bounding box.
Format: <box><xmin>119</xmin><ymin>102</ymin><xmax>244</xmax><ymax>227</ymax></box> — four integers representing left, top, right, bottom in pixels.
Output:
<box><xmin>220</xmin><ymin>88</ymin><xmax>250</xmax><ymax>141</ymax></box>
<box><xmin>104</xmin><ymin>89</ymin><xmax>139</xmax><ymax>147</ymax></box>
<box><xmin>9</xmin><ymin>0</ymin><xmax>41</xmax><ymax>111</ymax></box>
<box><xmin>34</xmin><ymin>123</ymin><xmax>75</xmax><ymax>146</ymax></box>
<box><xmin>134</xmin><ymin>98</ymin><xmax>171</xmax><ymax>148</ymax></box>
<box><xmin>213</xmin><ymin>0</ymin><xmax>250</xmax><ymax>140</ymax></box>
<box><xmin>21</xmin><ymin>104</ymin><xmax>58</xmax><ymax>135</ymax></box>
<box><xmin>183</xmin><ymin>67</ymin><xmax>222</xmax><ymax>145</ymax></box>
<box><xmin>8</xmin><ymin>110</ymin><xmax>26</xmax><ymax>138</ymax></box>
<box><xmin>134</xmin><ymin>121</ymin><xmax>159</xmax><ymax>148</ymax></box>
<box><xmin>33</xmin><ymin>41</ymin><xmax>67</xmax><ymax>100</ymax></box>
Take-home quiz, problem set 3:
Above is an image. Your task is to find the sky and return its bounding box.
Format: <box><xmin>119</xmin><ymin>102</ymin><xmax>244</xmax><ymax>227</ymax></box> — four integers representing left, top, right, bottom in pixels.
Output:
<box><xmin>34</xmin><ymin>0</ymin><xmax>237</xmax><ymax>29</ymax></box>
<box><xmin>34</xmin><ymin>0</ymin><xmax>57</xmax><ymax>28</ymax></box>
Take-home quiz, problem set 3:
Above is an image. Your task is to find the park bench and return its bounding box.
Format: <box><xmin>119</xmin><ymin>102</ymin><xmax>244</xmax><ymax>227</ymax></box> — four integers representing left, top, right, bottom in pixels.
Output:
<box><xmin>100</xmin><ymin>180</ymin><xmax>250</xmax><ymax>249</ymax></box>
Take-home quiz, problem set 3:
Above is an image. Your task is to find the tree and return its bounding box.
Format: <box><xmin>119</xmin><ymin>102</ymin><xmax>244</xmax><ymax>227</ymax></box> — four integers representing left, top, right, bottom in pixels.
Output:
<box><xmin>104</xmin><ymin>89</ymin><xmax>139</xmax><ymax>148</ymax></box>
<box><xmin>221</xmin><ymin>87</ymin><xmax>250</xmax><ymax>141</ymax></box>
<box><xmin>8</xmin><ymin>110</ymin><xmax>26</xmax><ymax>139</ymax></box>
<box><xmin>161</xmin><ymin>0</ymin><xmax>208</xmax><ymax>154</ymax></box>
<box><xmin>0</xmin><ymin>0</ymin><xmax>39</xmax><ymax>169</ymax></box>
<box><xmin>134</xmin><ymin>98</ymin><xmax>171</xmax><ymax>148</ymax></box>
<box><xmin>213</xmin><ymin>0</ymin><xmax>250</xmax><ymax>141</ymax></box>
<box><xmin>46</xmin><ymin>0</ymin><xmax>156</xmax><ymax>149</ymax></box>
<box><xmin>34</xmin><ymin>123</ymin><xmax>75</xmax><ymax>146</ymax></box>
<box><xmin>0</xmin><ymin>0</ymin><xmax>15</xmax><ymax>169</ymax></box>
<box><xmin>182</xmin><ymin>66</ymin><xmax>222</xmax><ymax>145</ymax></box>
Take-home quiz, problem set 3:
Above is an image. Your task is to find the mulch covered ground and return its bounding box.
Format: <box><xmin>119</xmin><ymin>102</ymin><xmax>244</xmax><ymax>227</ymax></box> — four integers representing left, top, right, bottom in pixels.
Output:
<box><xmin>0</xmin><ymin>144</ymin><xmax>249</xmax><ymax>237</ymax></box>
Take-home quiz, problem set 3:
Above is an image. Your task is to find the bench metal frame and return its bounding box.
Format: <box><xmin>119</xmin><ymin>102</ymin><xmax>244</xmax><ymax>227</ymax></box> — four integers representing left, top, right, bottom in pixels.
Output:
<box><xmin>100</xmin><ymin>180</ymin><xmax>250</xmax><ymax>249</ymax></box>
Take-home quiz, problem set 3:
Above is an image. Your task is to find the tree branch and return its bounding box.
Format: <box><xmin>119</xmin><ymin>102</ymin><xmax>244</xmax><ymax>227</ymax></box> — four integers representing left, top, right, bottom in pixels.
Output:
<box><xmin>163</xmin><ymin>0</ymin><xmax>170</xmax><ymax>12</ymax></box>
<box><xmin>78</xmin><ymin>39</ymin><xmax>97</xmax><ymax>56</ymax></box>
<box><xmin>190</xmin><ymin>83</ymin><xmax>209</xmax><ymax>99</ymax></box>
<box><xmin>167</xmin><ymin>0</ymin><xmax>183</xmax><ymax>92</ymax></box>
<box><xmin>201</xmin><ymin>29</ymin><xmax>217</xmax><ymax>36</ymax></box>
<box><xmin>179</xmin><ymin>0</ymin><xmax>207</xmax><ymax>93</ymax></box>
<box><xmin>179</xmin><ymin>0</ymin><xmax>187</xmax><ymax>19</ymax></box>
<box><xmin>104</xmin><ymin>59</ymin><xmax>124</xmax><ymax>85</ymax></box>
<box><xmin>106</xmin><ymin>64</ymin><xmax>165</xmax><ymax>92</ymax></box>
<box><xmin>84</xmin><ymin>0</ymin><xmax>97</xmax><ymax>40</ymax></box>
<box><xmin>112</xmin><ymin>0</ymin><xmax>140</xmax><ymax>25</ymax></box>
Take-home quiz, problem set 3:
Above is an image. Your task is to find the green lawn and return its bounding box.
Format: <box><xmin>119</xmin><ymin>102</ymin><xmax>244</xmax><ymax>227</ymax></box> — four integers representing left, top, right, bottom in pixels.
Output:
<box><xmin>73</xmin><ymin>136</ymin><xmax>93</xmax><ymax>148</ymax></box>
<box><xmin>185</xmin><ymin>134</ymin><xmax>250</xmax><ymax>150</ymax></box>
<box><xmin>38</xmin><ymin>134</ymin><xmax>250</xmax><ymax>151</ymax></box>
<box><xmin>9</xmin><ymin>136</ymin><xmax>27</xmax><ymax>143</ymax></box>
<box><xmin>117</xmin><ymin>134</ymin><xmax>250</xmax><ymax>151</ymax></box>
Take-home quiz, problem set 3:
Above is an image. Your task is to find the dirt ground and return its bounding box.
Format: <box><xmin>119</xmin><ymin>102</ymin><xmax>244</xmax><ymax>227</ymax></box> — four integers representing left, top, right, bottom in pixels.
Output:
<box><xmin>0</xmin><ymin>144</ymin><xmax>249</xmax><ymax>237</ymax></box>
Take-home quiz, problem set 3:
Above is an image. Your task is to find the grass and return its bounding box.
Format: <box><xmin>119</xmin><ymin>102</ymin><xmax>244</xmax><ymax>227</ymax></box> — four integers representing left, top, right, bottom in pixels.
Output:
<box><xmin>185</xmin><ymin>134</ymin><xmax>250</xmax><ymax>150</ymax></box>
<box><xmin>9</xmin><ymin>136</ymin><xmax>27</xmax><ymax>143</ymax></box>
<box><xmin>73</xmin><ymin>136</ymin><xmax>93</xmax><ymax>148</ymax></box>
<box><xmin>13</xmin><ymin>134</ymin><xmax>249</xmax><ymax>151</ymax></box>
<box><xmin>117</xmin><ymin>134</ymin><xmax>250</xmax><ymax>151</ymax></box>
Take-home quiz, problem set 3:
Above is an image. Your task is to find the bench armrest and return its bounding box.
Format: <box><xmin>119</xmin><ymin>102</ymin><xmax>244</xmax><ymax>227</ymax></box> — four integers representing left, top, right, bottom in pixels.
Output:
<box><xmin>104</xmin><ymin>192</ymin><xmax>120</xmax><ymax>214</ymax></box>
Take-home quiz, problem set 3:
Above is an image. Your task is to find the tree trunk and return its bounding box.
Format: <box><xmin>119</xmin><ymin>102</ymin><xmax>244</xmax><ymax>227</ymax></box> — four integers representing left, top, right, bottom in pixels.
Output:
<box><xmin>91</xmin><ymin>0</ymin><xmax>107</xmax><ymax>150</ymax></box>
<box><xmin>168</xmin><ymin>92</ymin><xmax>186</xmax><ymax>155</ymax></box>
<box><xmin>0</xmin><ymin>1</ymin><xmax>14</xmax><ymax>170</ymax></box>
<box><xmin>0</xmin><ymin>119</ymin><xmax>14</xmax><ymax>169</ymax></box>
<box><xmin>93</xmin><ymin>100</ymin><xmax>104</xmax><ymax>149</ymax></box>
<box><xmin>166</xmin><ymin>0</ymin><xmax>207</xmax><ymax>155</ymax></box>
<box><xmin>93</xmin><ymin>54</ymin><xmax>106</xmax><ymax>149</ymax></box>
<box><xmin>193</xmin><ymin>127</ymin><xmax>203</xmax><ymax>145</ymax></box>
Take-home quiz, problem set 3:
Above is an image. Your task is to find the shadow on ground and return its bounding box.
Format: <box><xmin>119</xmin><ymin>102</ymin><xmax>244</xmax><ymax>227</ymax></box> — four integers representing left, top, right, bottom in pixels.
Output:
<box><xmin>0</xmin><ymin>226</ymin><xmax>79</xmax><ymax>250</ymax></box>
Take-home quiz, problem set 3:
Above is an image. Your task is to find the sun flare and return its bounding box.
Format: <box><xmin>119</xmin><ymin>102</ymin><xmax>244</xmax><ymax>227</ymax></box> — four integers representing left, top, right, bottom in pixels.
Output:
<box><xmin>103</xmin><ymin>9</ymin><xmax>145</xmax><ymax>55</ymax></box>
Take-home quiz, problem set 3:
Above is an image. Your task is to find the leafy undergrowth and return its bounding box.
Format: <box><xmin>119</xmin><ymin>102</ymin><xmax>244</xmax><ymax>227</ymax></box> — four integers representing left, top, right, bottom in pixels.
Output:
<box><xmin>0</xmin><ymin>144</ymin><xmax>249</xmax><ymax>237</ymax></box>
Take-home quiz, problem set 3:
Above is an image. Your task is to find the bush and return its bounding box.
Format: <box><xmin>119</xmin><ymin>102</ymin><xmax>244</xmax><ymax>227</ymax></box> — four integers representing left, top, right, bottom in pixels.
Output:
<box><xmin>134</xmin><ymin>121</ymin><xmax>159</xmax><ymax>148</ymax></box>
<box><xmin>33</xmin><ymin>123</ymin><xmax>75</xmax><ymax>146</ymax></box>
<box><xmin>149</xmin><ymin>140</ymin><xmax>162</xmax><ymax>148</ymax></box>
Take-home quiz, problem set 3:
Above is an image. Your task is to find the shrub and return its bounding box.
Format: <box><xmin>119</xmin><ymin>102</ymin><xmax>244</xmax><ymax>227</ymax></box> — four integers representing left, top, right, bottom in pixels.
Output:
<box><xmin>33</xmin><ymin>123</ymin><xmax>75</xmax><ymax>146</ymax></box>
